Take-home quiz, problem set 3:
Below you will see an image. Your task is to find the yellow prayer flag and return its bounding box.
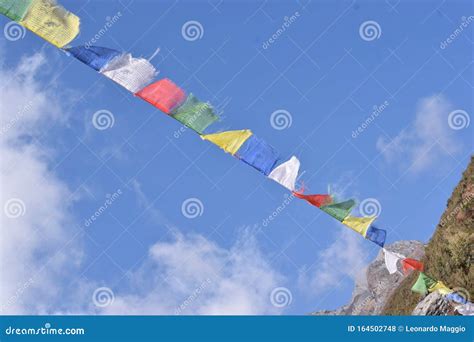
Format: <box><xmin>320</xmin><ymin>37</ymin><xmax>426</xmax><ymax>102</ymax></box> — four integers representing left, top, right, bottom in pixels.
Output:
<box><xmin>429</xmin><ymin>281</ymin><xmax>452</xmax><ymax>295</ymax></box>
<box><xmin>20</xmin><ymin>0</ymin><xmax>79</xmax><ymax>48</ymax></box>
<box><xmin>341</xmin><ymin>215</ymin><xmax>376</xmax><ymax>237</ymax></box>
<box><xmin>201</xmin><ymin>129</ymin><xmax>252</xmax><ymax>155</ymax></box>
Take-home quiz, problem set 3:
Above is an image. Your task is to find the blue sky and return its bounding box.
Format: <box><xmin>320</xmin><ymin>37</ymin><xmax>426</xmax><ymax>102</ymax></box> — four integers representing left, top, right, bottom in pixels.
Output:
<box><xmin>0</xmin><ymin>0</ymin><xmax>472</xmax><ymax>315</ymax></box>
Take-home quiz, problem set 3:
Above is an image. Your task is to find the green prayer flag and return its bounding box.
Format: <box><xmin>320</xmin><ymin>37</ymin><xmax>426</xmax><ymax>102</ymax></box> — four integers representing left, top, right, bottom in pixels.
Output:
<box><xmin>411</xmin><ymin>272</ymin><xmax>437</xmax><ymax>294</ymax></box>
<box><xmin>0</xmin><ymin>0</ymin><xmax>32</xmax><ymax>21</ymax></box>
<box><xmin>171</xmin><ymin>94</ymin><xmax>218</xmax><ymax>134</ymax></box>
<box><xmin>320</xmin><ymin>199</ymin><xmax>355</xmax><ymax>221</ymax></box>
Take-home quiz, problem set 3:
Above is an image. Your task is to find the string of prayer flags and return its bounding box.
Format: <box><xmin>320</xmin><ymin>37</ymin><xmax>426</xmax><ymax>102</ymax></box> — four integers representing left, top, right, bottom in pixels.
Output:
<box><xmin>0</xmin><ymin>0</ymin><xmax>32</xmax><ymax>21</ymax></box>
<box><xmin>320</xmin><ymin>199</ymin><xmax>355</xmax><ymax>221</ymax></box>
<box><xmin>447</xmin><ymin>292</ymin><xmax>468</xmax><ymax>305</ymax></box>
<box><xmin>341</xmin><ymin>215</ymin><xmax>376</xmax><ymax>237</ymax></box>
<box><xmin>268</xmin><ymin>156</ymin><xmax>300</xmax><ymax>191</ymax></box>
<box><xmin>201</xmin><ymin>129</ymin><xmax>252</xmax><ymax>155</ymax></box>
<box><xmin>235</xmin><ymin>135</ymin><xmax>279</xmax><ymax>176</ymax></box>
<box><xmin>411</xmin><ymin>272</ymin><xmax>437</xmax><ymax>294</ymax></box>
<box><xmin>293</xmin><ymin>192</ymin><xmax>333</xmax><ymax>208</ymax></box>
<box><xmin>171</xmin><ymin>93</ymin><xmax>218</xmax><ymax>134</ymax></box>
<box><xmin>20</xmin><ymin>0</ymin><xmax>80</xmax><ymax>48</ymax></box>
<box><xmin>455</xmin><ymin>303</ymin><xmax>474</xmax><ymax>316</ymax></box>
<box><xmin>67</xmin><ymin>46</ymin><xmax>121</xmax><ymax>71</ymax></box>
<box><xmin>101</xmin><ymin>53</ymin><xmax>157</xmax><ymax>93</ymax></box>
<box><xmin>136</xmin><ymin>78</ymin><xmax>185</xmax><ymax>114</ymax></box>
<box><xmin>3</xmin><ymin>2</ymin><xmax>472</xmax><ymax>312</ymax></box>
<box><xmin>402</xmin><ymin>258</ymin><xmax>424</xmax><ymax>275</ymax></box>
<box><xmin>365</xmin><ymin>225</ymin><xmax>386</xmax><ymax>247</ymax></box>
<box><xmin>383</xmin><ymin>249</ymin><xmax>405</xmax><ymax>274</ymax></box>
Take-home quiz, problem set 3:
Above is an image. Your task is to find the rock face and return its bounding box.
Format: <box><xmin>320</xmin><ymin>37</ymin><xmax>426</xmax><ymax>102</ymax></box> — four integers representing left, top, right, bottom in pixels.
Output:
<box><xmin>412</xmin><ymin>292</ymin><xmax>455</xmax><ymax>316</ymax></box>
<box><xmin>312</xmin><ymin>240</ymin><xmax>425</xmax><ymax>315</ymax></box>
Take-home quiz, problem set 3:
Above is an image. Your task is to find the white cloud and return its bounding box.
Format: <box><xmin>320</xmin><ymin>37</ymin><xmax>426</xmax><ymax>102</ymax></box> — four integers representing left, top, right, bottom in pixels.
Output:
<box><xmin>298</xmin><ymin>228</ymin><xmax>369</xmax><ymax>297</ymax></box>
<box><xmin>101</xmin><ymin>229</ymin><xmax>284</xmax><ymax>315</ymax></box>
<box><xmin>0</xmin><ymin>52</ymin><xmax>82</xmax><ymax>314</ymax></box>
<box><xmin>376</xmin><ymin>95</ymin><xmax>460</xmax><ymax>174</ymax></box>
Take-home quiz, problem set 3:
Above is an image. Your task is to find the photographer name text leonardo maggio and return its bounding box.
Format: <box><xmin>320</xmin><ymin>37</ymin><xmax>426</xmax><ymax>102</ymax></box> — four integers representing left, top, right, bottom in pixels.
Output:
<box><xmin>405</xmin><ymin>325</ymin><xmax>466</xmax><ymax>334</ymax></box>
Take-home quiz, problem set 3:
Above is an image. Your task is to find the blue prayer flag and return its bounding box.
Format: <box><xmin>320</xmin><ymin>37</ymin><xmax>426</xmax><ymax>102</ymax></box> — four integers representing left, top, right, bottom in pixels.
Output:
<box><xmin>236</xmin><ymin>135</ymin><xmax>279</xmax><ymax>175</ymax></box>
<box><xmin>446</xmin><ymin>292</ymin><xmax>468</xmax><ymax>304</ymax></box>
<box><xmin>365</xmin><ymin>225</ymin><xmax>386</xmax><ymax>247</ymax></box>
<box><xmin>67</xmin><ymin>46</ymin><xmax>121</xmax><ymax>71</ymax></box>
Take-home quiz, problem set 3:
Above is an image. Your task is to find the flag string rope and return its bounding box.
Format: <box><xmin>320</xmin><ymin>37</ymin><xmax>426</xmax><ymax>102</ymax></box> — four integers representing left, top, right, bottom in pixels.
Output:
<box><xmin>1</xmin><ymin>0</ymin><xmax>471</xmax><ymax>314</ymax></box>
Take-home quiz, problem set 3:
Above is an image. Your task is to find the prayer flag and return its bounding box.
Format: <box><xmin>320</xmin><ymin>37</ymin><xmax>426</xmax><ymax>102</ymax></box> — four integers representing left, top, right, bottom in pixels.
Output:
<box><xmin>446</xmin><ymin>292</ymin><xmax>468</xmax><ymax>305</ymax></box>
<box><xmin>365</xmin><ymin>225</ymin><xmax>386</xmax><ymax>247</ymax></box>
<box><xmin>100</xmin><ymin>53</ymin><xmax>157</xmax><ymax>93</ymax></box>
<box><xmin>201</xmin><ymin>130</ymin><xmax>252</xmax><ymax>155</ymax></box>
<box><xmin>383</xmin><ymin>249</ymin><xmax>405</xmax><ymax>274</ymax></box>
<box><xmin>67</xmin><ymin>46</ymin><xmax>121</xmax><ymax>71</ymax></box>
<box><xmin>0</xmin><ymin>0</ymin><xmax>32</xmax><ymax>21</ymax></box>
<box><xmin>293</xmin><ymin>192</ymin><xmax>332</xmax><ymax>207</ymax></box>
<box><xmin>455</xmin><ymin>303</ymin><xmax>474</xmax><ymax>316</ymax></box>
<box><xmin>429</xmin><ymin>281</ymin><xmax>452</xmax><ymax>295</ymax></box>
<box><xmin>20</xmin><ymin>0</ymin><xmax>80</xmax><ymax>48</ymax></box>
<box><xmin>136</xmin><ymin>78</ymin><xmax>186</xmax><ymax>114</ymax></box>
<box><xmin>402</xmin><ymin>258</ymin><xmax>424</xmax><ymax>275</ymax></box>
<box><xmin>236</xmin><ymin>135</ymin><xmax>279</xmax><ymax>175</ymax></box>
<box><xmin>171</xmin><ymin>93</ymin><xmax>217</xmax><ymax>133</ymax></box>
<box><xmin>411</xmin><ymin>272</ymin><xmax>437</xmax><ymax>294</ymax></box>
<box><xmin>342</xmin><ymin>215</ymin><xmax>376</xmax><ymax>237</ymax></box>
<box><xmin>320</xmin><ymin>199</ymin><xmax>355</xmax><ymax>221</ymax></box>
<box><xmin>268</xmin><ymin>156</ymin><xmax>300</xmax><ymax>191</ymax></box>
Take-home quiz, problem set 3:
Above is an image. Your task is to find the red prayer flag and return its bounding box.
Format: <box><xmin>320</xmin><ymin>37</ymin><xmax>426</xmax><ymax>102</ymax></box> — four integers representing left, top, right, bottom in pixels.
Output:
<box><xmin>293</xmin><ymin>191</ymin><xmax>332</xmax><ymax>208</ymax></box>
<box><xmin>135</xmin><ymin>78</ymin><xmax>186</xmax><ymax>114</ymax></box>
<box><xmin>402</xmin><ymin>258</ymin><xmax>424</xmax><ymax>274</ymax></box>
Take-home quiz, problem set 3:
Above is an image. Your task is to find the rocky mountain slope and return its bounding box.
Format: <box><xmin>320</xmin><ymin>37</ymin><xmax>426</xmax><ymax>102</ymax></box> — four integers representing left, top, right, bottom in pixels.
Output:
<box><xmin>383</xmin><ymin>156</ymin><xmax>473</xmax><ymax>315</ymax></box>
<box><xmin>313</xmin><ymin>156</ymin><xmax>473</xmax><ymax>315</ymax></box>
<box><xmin>312</xmin><ymin>240</ymin><xmax>424</xmax><ymax>315</ymax></box>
